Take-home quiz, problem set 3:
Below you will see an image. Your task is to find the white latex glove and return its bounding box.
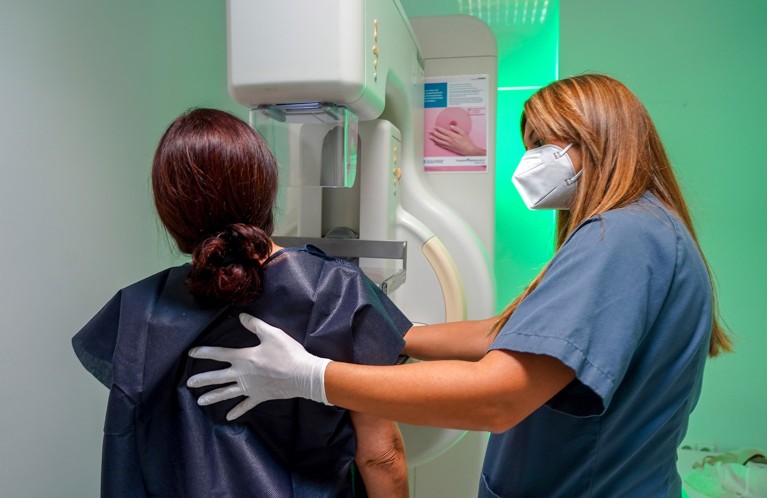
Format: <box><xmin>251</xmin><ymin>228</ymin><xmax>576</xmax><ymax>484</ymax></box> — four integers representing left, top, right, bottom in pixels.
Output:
<box><xmin>186</xmin><ymin>313</ymin><xmax>332</xmax><ymax>420</ymax></box>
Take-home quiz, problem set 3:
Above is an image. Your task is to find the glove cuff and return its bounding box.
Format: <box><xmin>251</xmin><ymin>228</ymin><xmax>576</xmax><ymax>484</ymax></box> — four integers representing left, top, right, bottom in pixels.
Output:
<box><xmin>310</xmin><ymin>358</ymin><xmax>333</xmax><ymax>406</ymax></box>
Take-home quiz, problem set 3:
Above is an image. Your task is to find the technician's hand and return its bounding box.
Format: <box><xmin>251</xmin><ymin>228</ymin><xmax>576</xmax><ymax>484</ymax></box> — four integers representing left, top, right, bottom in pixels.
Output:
<box><xmin>428</xmin><ymin>125</ymin><xmax>486</xmax><ymax>156</ymax></box>
<box><xmin>186</xmin><ymin>313</ymin><xmax>332</xmax><ymax>420</ymax></box>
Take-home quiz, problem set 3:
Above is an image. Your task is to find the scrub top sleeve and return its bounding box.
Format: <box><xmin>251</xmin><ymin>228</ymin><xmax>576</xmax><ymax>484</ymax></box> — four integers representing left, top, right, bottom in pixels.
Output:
<box><xmin>350</xmin><ymin>271</ymin><xmax>410</xmax><ymax>366</ymax></box>
<box><xmin>491</xmin><ymin>215</ymin><xmax>669</xmax><ymax>415</ymax></box>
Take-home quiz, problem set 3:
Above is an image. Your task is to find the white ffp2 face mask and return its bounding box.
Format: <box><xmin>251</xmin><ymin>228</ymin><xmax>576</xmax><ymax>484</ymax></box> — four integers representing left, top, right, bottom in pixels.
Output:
<box><xmin>512</xmin><ymin>143</ymin><xmax>582</xmax><ymax>210</ymax></box>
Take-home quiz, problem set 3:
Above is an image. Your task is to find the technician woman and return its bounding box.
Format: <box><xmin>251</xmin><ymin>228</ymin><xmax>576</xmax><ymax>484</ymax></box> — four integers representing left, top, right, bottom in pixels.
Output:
<box><xmin>187</xmin><ymin>74</ymin><xmax>732</xmax><ymax>497</ymax></box>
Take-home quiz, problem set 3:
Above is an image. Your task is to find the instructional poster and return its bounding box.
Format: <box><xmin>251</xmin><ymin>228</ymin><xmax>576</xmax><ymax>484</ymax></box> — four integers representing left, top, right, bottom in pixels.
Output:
<box><xmin>424</xmin><ymin>74</ymin><xmax>489</xmax><ymax>172</ymax></box>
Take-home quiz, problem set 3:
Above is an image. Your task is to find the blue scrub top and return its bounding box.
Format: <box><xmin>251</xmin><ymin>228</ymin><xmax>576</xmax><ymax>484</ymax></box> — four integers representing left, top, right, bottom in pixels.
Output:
<box><xmin>481</xmin><ymin>192</ymin><xmax>712</xmax><ymax>498</ymax></box>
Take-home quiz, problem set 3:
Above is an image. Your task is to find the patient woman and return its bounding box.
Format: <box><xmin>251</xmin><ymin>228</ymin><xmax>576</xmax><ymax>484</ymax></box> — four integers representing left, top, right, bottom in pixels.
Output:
<box><xmin>72</xmin><ymin>108</ymin><xmax>410</xmax><ymax>497</ymax></box>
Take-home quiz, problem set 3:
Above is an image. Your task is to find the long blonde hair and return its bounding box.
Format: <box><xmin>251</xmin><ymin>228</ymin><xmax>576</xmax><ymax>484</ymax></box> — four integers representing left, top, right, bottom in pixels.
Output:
<box><xmin>494</xmin><ymin>74</ymin><xmax>731</xmax><ymax>357</ymax></box>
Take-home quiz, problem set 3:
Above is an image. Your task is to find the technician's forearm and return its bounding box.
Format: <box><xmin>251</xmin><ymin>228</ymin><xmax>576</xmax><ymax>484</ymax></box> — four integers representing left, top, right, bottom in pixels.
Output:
<box><xmin>403</xmin><ymin>317</ymin><xmax>497</xmax><ymax>361</ymax></box>
<box><xmin>325</xmin><ymin>356</ymin><xmax>521</xmax><ymax>432</ymax></box>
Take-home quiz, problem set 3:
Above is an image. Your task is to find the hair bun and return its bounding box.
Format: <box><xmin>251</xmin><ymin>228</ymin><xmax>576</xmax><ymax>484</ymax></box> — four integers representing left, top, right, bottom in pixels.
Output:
<box><xmin>187</xmin><ymin>223</ymin><xmax>272</xmax><ymax>304</ymax></box>
<box><xmin>220</xmin><ymin>223</ymin><xmax>272</xmax><ymax>264</ymax></box>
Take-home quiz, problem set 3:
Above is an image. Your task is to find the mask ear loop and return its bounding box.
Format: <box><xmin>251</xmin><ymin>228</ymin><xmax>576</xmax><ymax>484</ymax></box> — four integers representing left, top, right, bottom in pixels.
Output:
<box><xmin>553</xmin><ymin>143</ymin><xmax>574</xmax><ymax>159</ymax></box>
<box><xmin>566</xmin><ymin>169</ymin><xmax>583</xmax><ymax>186</ymax></box>
<box><xmin>555</xmin><ymin>143</ymin><xmax>581</xmax><ymax>185</ymax></box>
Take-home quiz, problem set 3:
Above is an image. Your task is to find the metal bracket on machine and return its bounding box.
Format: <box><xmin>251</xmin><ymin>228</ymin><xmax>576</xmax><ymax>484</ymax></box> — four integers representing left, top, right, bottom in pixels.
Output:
<box><xmin>272</xmin><ymin>236</ymin><xmax>407</xmax><ymax>294</ymax></box>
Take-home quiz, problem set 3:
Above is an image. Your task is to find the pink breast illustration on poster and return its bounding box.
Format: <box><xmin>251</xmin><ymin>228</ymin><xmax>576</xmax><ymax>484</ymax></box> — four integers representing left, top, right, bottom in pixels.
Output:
<box><xmin>424</xmin><ymin>74</ymin><xmax>489</xmax><ymax>173</ymax></box>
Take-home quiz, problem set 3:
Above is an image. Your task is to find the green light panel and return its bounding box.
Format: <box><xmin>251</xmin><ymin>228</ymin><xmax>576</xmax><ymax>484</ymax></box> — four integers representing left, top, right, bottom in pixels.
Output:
<box><xmin>466</xmin><ymin>0</ymin><xmax>560</xmax><ymax>312</ymax></box>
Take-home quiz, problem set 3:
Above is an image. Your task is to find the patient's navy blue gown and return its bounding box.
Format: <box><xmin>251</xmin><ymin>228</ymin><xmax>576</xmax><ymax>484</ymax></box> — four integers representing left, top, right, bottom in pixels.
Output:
<box><xmin>72</xmin><ymin>245</ymin><xmax>410</xmax><ymax>498</ymax></box>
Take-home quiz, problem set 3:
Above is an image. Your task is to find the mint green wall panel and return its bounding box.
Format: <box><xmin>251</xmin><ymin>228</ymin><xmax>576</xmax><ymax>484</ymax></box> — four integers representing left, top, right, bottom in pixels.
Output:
<box><xmin>561</xmin><ymin>0</ymin><xmax>767</xmax><ymax>451</ymax></box>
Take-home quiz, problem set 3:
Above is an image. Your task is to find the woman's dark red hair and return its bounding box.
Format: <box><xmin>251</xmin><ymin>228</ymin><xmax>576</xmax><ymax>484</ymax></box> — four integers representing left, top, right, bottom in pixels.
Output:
<box><xmin>152</xmin><ymin>108</ymin><xmax>278</xmax><ymax>304</ymax></box>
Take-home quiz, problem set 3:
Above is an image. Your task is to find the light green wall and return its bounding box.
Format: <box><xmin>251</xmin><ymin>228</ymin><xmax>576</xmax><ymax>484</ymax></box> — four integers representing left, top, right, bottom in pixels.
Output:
<box><xmin>0</xmin><ymin>1</ymin><xmax>237</xmax><ymax>496</ymax></box>
<box><xmin>560</xmin><ymin>0</ymin><xmax>767</xmax><ymax>450</ymax></box>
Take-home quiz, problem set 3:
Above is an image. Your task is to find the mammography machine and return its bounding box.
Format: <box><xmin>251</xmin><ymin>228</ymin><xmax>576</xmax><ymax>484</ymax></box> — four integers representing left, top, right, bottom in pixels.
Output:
<box><xmin>226</xmin><ymin>1</ymin><xmax>497</xmax><ymax>495</ymax></box>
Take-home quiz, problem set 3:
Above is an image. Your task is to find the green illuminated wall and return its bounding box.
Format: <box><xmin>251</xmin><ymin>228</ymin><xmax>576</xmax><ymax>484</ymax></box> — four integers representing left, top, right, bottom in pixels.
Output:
<box><xmin>560</xmin><ymin>1</ymin><xmax>767</xmax><ymax>451</ymax></box>
<box><xmin>401</xmin><ymin>0</ymin><xmax>560</xmax><ymax>311</ymax></box>
<box><xmin>492</xmin><ymin>7</ymin><xmax>559</xmax><ymax>311</ymax></box>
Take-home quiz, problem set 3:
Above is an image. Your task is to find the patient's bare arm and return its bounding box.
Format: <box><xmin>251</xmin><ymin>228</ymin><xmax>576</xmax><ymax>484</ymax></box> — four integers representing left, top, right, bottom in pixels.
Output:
<box><xmin>350</xmin><ymin>411</ymin><xmax>409</xmax><ymax>497</ymax></box>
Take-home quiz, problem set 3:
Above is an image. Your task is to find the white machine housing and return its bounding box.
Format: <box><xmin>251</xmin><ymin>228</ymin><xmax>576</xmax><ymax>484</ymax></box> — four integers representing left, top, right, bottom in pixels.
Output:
<box><xmin>227</xmin><ymin>1</ymin><xmax>496</xmax><ymax>496</ymax></box>
<box><xmin>229</xmin><ymin>0</ymin><xmax>411</xmax><ymax>120</ymax></box>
